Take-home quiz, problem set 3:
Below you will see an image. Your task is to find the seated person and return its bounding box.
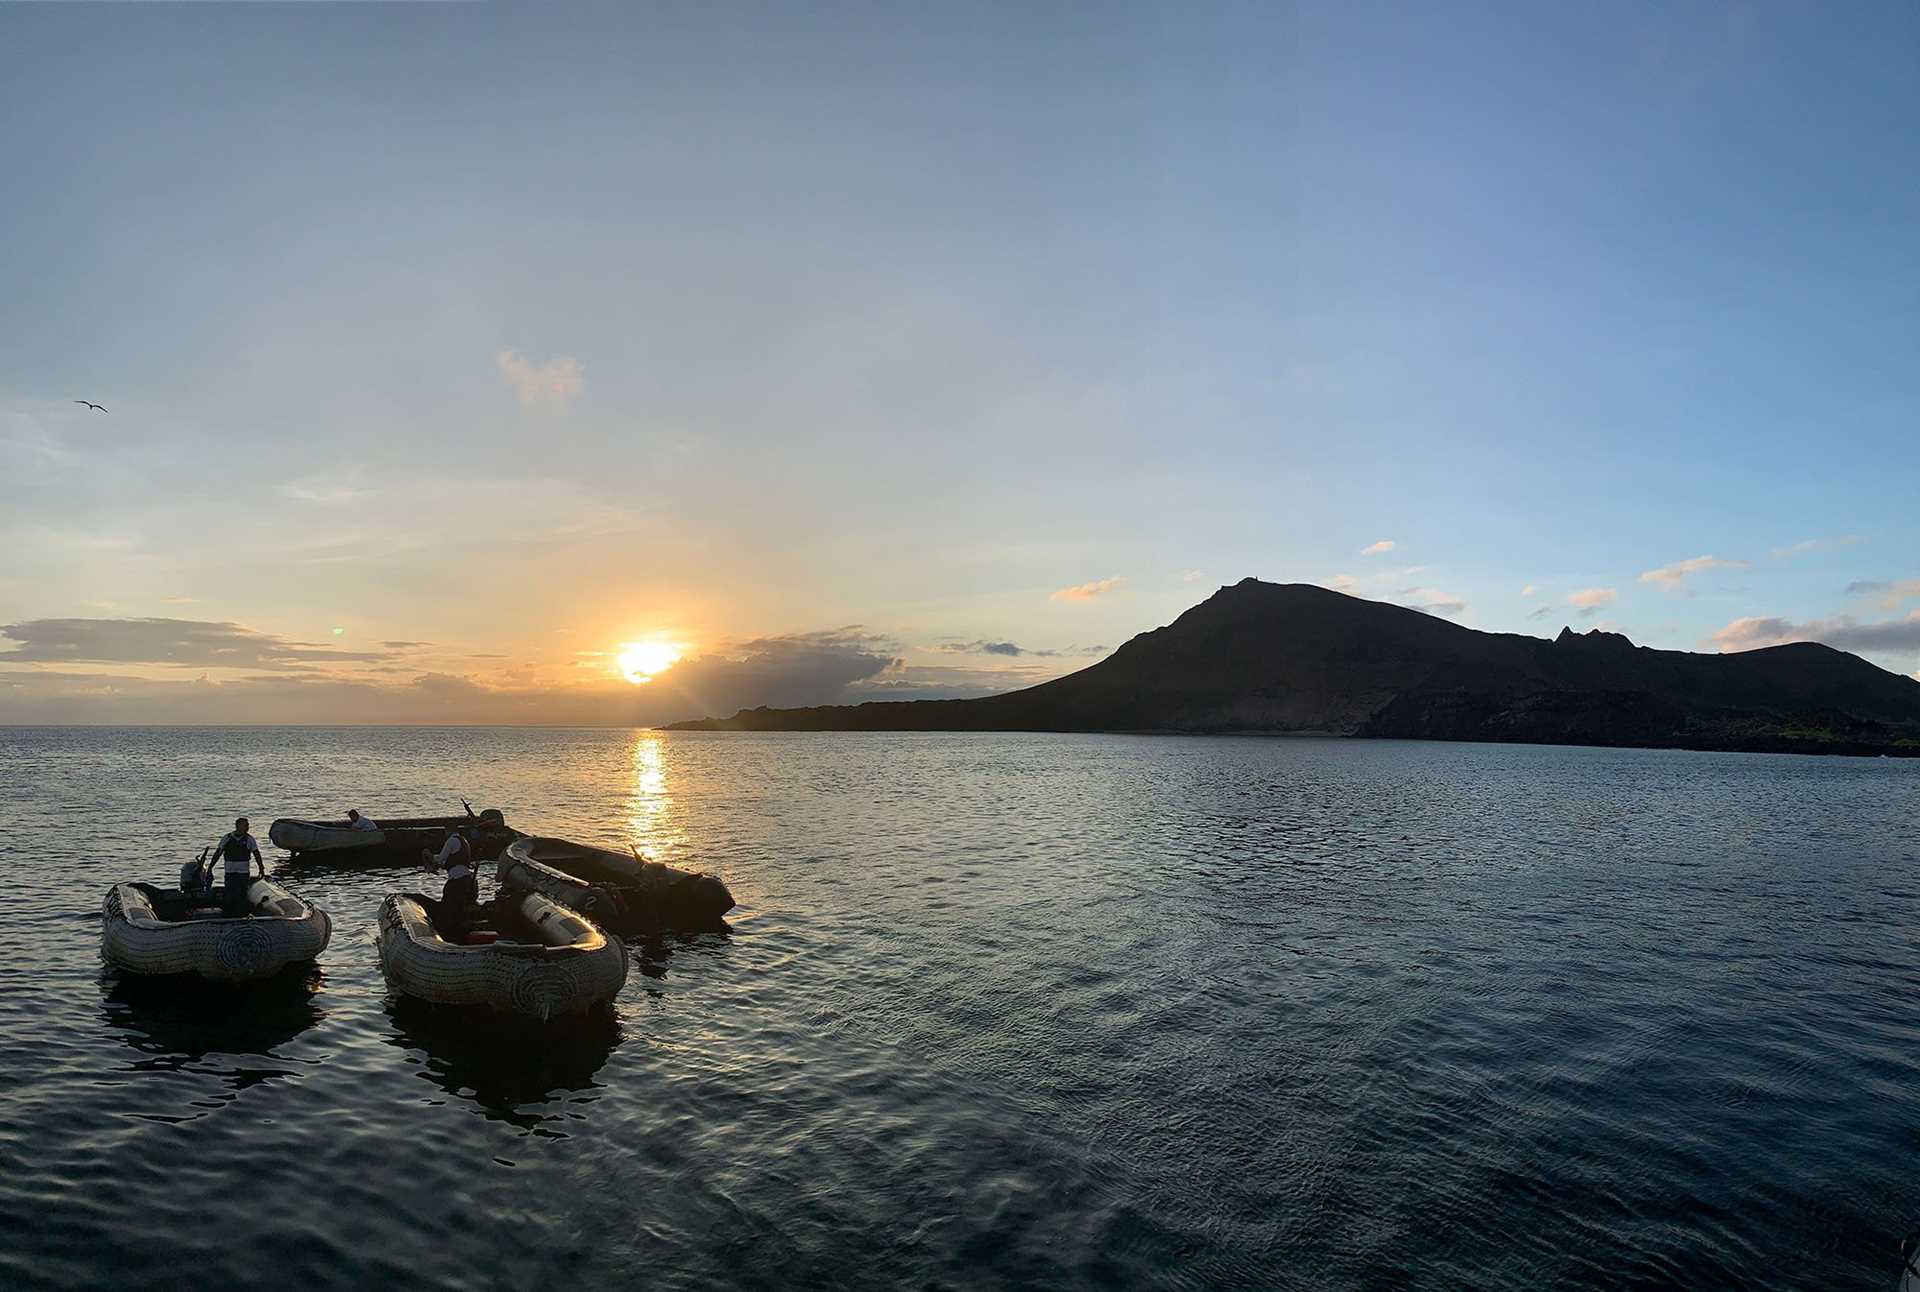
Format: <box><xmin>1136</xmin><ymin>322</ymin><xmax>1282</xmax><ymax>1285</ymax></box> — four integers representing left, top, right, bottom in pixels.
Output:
<box><xmin>346</xmin><ymin>809</ymin><xmax>379</xmax><ymax>832</ymax></box>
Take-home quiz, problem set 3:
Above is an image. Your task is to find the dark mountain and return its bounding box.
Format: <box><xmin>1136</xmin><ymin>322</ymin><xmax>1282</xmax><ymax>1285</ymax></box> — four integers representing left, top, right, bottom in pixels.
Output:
<box><xmin>667</xmin><ymin>579</ymin><xmax>1920</xmax><ymax>755</ymax></box>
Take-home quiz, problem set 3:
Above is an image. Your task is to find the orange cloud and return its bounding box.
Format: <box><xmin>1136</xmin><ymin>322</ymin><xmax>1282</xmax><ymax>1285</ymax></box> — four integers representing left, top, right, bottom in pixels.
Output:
<box><xmin>1050</xmin><ymin>576</ymin><xmax>1126</xmax><ymax>603</ymax></box>
<box><xmin>1637</xmin><ymin>555</ymin><xmax>1746</xmax><ymax>589</ymax></box>
<box><xmin>496</xmin><ymin>350</ymin><xmax>585</xmax><ymax>406</ymax></box>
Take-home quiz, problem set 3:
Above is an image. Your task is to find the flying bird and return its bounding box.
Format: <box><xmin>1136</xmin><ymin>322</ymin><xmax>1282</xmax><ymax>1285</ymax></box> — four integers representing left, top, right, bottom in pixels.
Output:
<box><xmin>75</xmin><ymin>401</ymin><xmax>107</xmax><ymax>413</ymax></box>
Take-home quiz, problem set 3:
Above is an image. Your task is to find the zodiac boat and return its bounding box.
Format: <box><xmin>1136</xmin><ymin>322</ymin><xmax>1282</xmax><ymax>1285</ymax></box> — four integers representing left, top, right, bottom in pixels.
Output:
<box><xmin>101</xmin><ymin>878</ymin><xmax>332</xmax><ymax>981</ymax></box>
<box><xmin>269</xmin><ymin>809</ymin><xmax>517</xmax><ymax>865</ymax></box>
<box><xmin>497</xmin><ymin>835</ymin><xmax>735</xmax><ymax>930</ymax></box>
<box><xmin>376</xmin><ymin>888</ymin><xmax>628</xmax><ymax>1020</ymax></box>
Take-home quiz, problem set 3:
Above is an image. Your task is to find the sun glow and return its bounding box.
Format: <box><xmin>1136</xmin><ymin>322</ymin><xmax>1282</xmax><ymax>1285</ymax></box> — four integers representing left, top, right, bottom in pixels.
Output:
<box><xmin>618</xmin><ymin>641</ymin><xmax>682</xmax><ymax>684</ymax></box>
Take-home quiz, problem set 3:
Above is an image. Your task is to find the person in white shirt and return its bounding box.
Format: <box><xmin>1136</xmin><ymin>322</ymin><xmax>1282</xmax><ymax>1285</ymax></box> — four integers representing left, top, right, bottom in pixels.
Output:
<box><xmin>422</xmin><ymin>828</ymin><xmax>478</xmax><ymax>932</ymax></box>
<box><xmin>346</xmin><ymin>810</ymin><xmax>379</xmax><ymax>832</ymax></box>
<box><xmin>211</xmin><ymin>817</ymin><xmax>265</xmax><ymax>917</ymax></box>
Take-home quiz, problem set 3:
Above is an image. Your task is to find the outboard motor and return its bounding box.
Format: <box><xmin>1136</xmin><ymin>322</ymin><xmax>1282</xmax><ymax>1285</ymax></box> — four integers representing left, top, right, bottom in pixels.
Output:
<box><xmin>179</xmin><ymin>850</ymin><xmax>212</xmax><ymax>896</ymax></box>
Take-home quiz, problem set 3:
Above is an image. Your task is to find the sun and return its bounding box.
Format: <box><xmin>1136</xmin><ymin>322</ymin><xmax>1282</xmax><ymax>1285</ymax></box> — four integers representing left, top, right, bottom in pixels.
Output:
<box><xmin>618</xmin><ymin>641</ymin><xmax>682</xmax><ymax>684</ymax></box>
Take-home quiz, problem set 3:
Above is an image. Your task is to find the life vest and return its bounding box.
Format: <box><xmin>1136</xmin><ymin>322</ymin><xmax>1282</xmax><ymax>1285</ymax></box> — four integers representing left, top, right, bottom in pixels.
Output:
<box><xmin>444</xmin><ymin>833</ymin><xmax>473</xmax><ymax>881</ymax></box>
<box><xmin>221</xmin><ymin>833</ymin><xmax>255</xmax><ymax>874</ymax></box>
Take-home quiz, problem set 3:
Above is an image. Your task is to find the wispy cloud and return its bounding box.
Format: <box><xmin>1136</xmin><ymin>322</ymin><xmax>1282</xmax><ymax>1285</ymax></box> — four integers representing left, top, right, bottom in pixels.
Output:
<box><xmin>497</xmin><ymin>350</ymin><xmax>586</xmax><ymax>407</ymax></box>
<box><xmin>1526</xmin><ymin>606</ymin><xmax>1554</xmax><ymax>621</ymax></box>
<box><xmin>1181</xmin><ymin>569</ymin><xmax>1208</xmax><ymax>583</ymax></box>
<box><xmin>1771</xmin><ymin>536</ymin><xmax>1867</xmax><ymax>560</ymax></box>
<box><xmin>1567</xmin><ymin>587</ymin><xmax>1617</xmax><ymax>617</ymax></box>
<box><xmin>1397</xmin><ymin>586</ymin><xmax>1467</xmax><ymax>618</ymax></box>
<box><xmin>1361</xmin><ymin>540</ymin><xmax>1395</xmax><ymax>557</ymax></box>
<box><xmin>277</xmin><ymin>477</ymin><xmax>374</xmax><ymax>506</ymax></box>
<box><xmin>1051</xmin><ymin>575</ymin><xmax>1125</xmax><ymax>603</ymax></box>
<box><xmin>1637</xmin><ymin>555</ymin><xmax>1746</xmax><ymax>590</ymax></box>
<box><xmin>939</xmin><ymin>639</ymin><xmax>1027</xmax><ymax>657</ymax></box>
<box><xmin>1707</xmin><ymin>612</ymin><xmax>1920</xmax><ymax>656</ymax></box>
<box><xmin>1845</xmin><ymin>578</ymin><xmax>1920</xmax><ymax>612</ymax></box>
<box><xmin>0</xmin><ymin>415</ymin><xmax>83</xmax><ymax>474</ymax></box>
<box><xmin>936</xmin><ymin>639</ymin><xmax>1105</xmax><ymax>659</ymax></box>
<box><xmin>1521</xmin><ymin>584</ymin><xmax>1539</xmax><ymax>598</ymax></box>
<box><xmin>1324</xmin><ymin>574</ymin><xmax>1360</xmax><ymax>594</ymax></box>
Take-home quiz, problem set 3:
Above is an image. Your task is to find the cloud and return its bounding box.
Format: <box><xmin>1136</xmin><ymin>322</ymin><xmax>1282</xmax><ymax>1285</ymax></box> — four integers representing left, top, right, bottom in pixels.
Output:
<box><xmin>846</xmin><ymin>661</ymin><xmax>1058</xmax><ymax>700</ymax></box>
<box><xmin>1844</xmin><ymin>578</ymin><xmax>1920</xmax><ymax>612</ymax></box>
<box><xmin>1181</xmin><ymin>569</ymin><xmax>1208</xmax><ymax>583</ymax></box>
<box><xmin>0</xmin><ymin>415</ymin><xmax>84</xmax><ymax>476</ymax></box>
<box><xmin>277</xmin><ymin>477</ymin><xmax>374</xmax><ymax>506</ymax></box>
<box><xmin>1396</xmin><ymin>586</ymin><xmax>1467</xmax><ymax>618</ymax></box>
<box><xmin>1361</xmin><ymin>540</ymin><xmax>1395</xmax><ymax>557</ymax></box>
<box><xmin>1567</xmin><ymin>587</ymin><xmax>1617</xmax><ymax>616</ymax></box>
<box><xmin>935</xmin><ymin>639</ymin><xmax>1107</xmax><ymax>660</ymax></box>
<box><xmin>1771</xmin><ymin>536</ymin><xmax>1867</xmax><ymax>560</ymax></box>
<box><xmin>939</xmin><ymin>639</ymin><xmax>1028</xmax><ymax>657</ymax></box>
<box><xmin>1706</xmin><ymin>612</ymin><xmax>1920</xmax><ymax>656</ymax></box>
<box><xmin>380</xmin><ymin>640</ymin><xmax>432</xmax><ymax>649</ymax></box>
<box><xmin>496</xmin><ymin>350</ymin><xmax>586</xmax><ymax>407</ymax></box>
<box><xmin>1051</xmin><ymin>575</ymin><xmax>1125</xmax><ymax>602</ymax></box>
<box><xmin>0</xmin><ymin>618</ymin><xmax>392</xmax><ymax>671</ymax></box>
<box><xmin>1324</xmin><ymin>574</ymin><xmax>1360</xmax><ymax>594</ymax></box>
<box><xmin>1637</xmin><ymin>555</ymin><xmax>1747</xmax><ymax>590</ymax></box>
<box><xmin>1526</xmin><ymin>606</ymin><xmax>1554</xmax><ymax>621</ymax></box>
<box><xmin>1521</xmin><ymin>584</ymin><xmax>1539</xmax><ymax>598</ymax></box>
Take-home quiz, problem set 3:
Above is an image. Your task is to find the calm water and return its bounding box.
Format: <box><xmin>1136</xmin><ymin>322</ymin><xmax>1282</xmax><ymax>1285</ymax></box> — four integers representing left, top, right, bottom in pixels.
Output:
<box><xmin>2</xmin><ymin>728</ymin><xmax>1918</xmax><ymax>1289</ymax></box>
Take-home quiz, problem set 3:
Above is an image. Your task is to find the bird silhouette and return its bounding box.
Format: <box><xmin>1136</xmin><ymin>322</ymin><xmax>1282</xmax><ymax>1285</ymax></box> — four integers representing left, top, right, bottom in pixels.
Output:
<box><xmin>75</xmin><ymin>401</ymin><xmax>107</xmax><ymax>413</ymax></box>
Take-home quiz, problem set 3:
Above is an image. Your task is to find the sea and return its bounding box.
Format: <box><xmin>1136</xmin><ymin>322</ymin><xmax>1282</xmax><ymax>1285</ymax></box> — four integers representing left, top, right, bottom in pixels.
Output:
<box><xmin>1</xmin><ymin>726</ymin><xmax>1917</xmax><ymax>1290</ymax></box>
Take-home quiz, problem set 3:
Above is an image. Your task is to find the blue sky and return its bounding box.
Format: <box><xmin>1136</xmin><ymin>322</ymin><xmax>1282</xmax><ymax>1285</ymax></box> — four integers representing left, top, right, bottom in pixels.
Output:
<box><xmin>2</xmin><ymin>2</ymin><xmax>1917</xmax><ymax>722</ymax></box>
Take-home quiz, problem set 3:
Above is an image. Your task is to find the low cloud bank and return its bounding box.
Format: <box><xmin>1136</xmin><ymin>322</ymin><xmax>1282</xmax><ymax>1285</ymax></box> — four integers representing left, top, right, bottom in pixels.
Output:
<box><xmin>0</xmin><ymin>624</ymin><xmax>1068</xmax><ymax>724</ymax></box>
<box><xmin>1</xmin><ymin>618</ymin><xmax>390</xmax><ymax>671</ymax></box>
<box><xmin>1707</xmin><ymin>612</ymin><xmax>1920</xmax><ymax>656</ymax></box>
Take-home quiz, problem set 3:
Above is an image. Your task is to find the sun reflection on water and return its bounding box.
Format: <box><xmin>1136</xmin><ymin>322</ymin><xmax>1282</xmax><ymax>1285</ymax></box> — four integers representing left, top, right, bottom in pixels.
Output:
<box><xmin>626</xmin><ymin>732</ymin><xmax>683</xmax><ymax>859</ymax></box>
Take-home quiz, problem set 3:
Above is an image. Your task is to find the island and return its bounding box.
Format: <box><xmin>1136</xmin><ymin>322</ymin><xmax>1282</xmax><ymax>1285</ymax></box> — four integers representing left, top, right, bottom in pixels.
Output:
<box><xmin>666</xmin><ymin>579</ymin><xmax>1920</xmax><ymax>756</ymax></box>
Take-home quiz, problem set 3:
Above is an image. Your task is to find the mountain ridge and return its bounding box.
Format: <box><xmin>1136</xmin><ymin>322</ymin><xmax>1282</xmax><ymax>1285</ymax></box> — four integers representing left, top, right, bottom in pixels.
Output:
<box><xmin>665</xmin><ymin>579</ymin><xmax>1920</xmax><ymax>755</ymax></box>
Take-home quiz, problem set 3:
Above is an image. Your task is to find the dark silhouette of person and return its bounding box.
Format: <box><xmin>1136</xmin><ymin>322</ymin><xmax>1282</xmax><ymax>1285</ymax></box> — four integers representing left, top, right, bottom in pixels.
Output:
<box><xmin>423</xmin><ymin>828</ymin><xmax>478</xmax><ymax>935</ymax></box>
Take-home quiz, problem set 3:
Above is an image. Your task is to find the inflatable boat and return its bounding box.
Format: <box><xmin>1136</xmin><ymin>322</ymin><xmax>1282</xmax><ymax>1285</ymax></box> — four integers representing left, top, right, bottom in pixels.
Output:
<box><xmin>497</xmin><ymin>835</ymin><xmax>735</xmax><ymax>929</ymax></box>
<box><xmin>269</xmin><ymin>808</ymin><xmax>517</xmax><ymax>865</ymax></box>
<box><xmin>101</xmin><ymin>878</ymin><xmax>332</xmax><ymax>981</ymax></box>
<box><xmin>376</xmin><ymin>888</ymin><xmax>628</xmax><ymax>1019</ymax></box>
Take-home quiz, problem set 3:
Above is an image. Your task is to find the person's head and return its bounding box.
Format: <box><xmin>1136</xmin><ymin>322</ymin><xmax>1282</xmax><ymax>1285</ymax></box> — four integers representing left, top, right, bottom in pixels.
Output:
<box><xmin>235</xmin><ymin>817</ymin><xmax>250</xmax><ymax>834</ymax></box>
<box><xmin>347</xmin><ymin>809</ymin><xmax>361</xmax><ymax>822</ymax></box>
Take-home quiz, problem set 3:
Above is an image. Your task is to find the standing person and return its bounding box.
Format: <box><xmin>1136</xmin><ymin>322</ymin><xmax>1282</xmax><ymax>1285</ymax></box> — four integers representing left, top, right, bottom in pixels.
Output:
<box><xmin>422</xmin><ymin>827</ymin><xmax>478</xmax><ymax>934</ymax></box>
<box><xmin>212</xmin><ymin>817</ymin><xmax>266</xmax><ymax>917</ymax></box>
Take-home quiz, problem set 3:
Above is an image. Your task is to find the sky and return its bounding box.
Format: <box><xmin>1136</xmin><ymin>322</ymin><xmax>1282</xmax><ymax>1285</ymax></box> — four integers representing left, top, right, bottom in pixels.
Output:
<box><xmin>3</xmin><ymin>1</ymin><xmax>1918</xmax><ymax>724</ymax></box>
